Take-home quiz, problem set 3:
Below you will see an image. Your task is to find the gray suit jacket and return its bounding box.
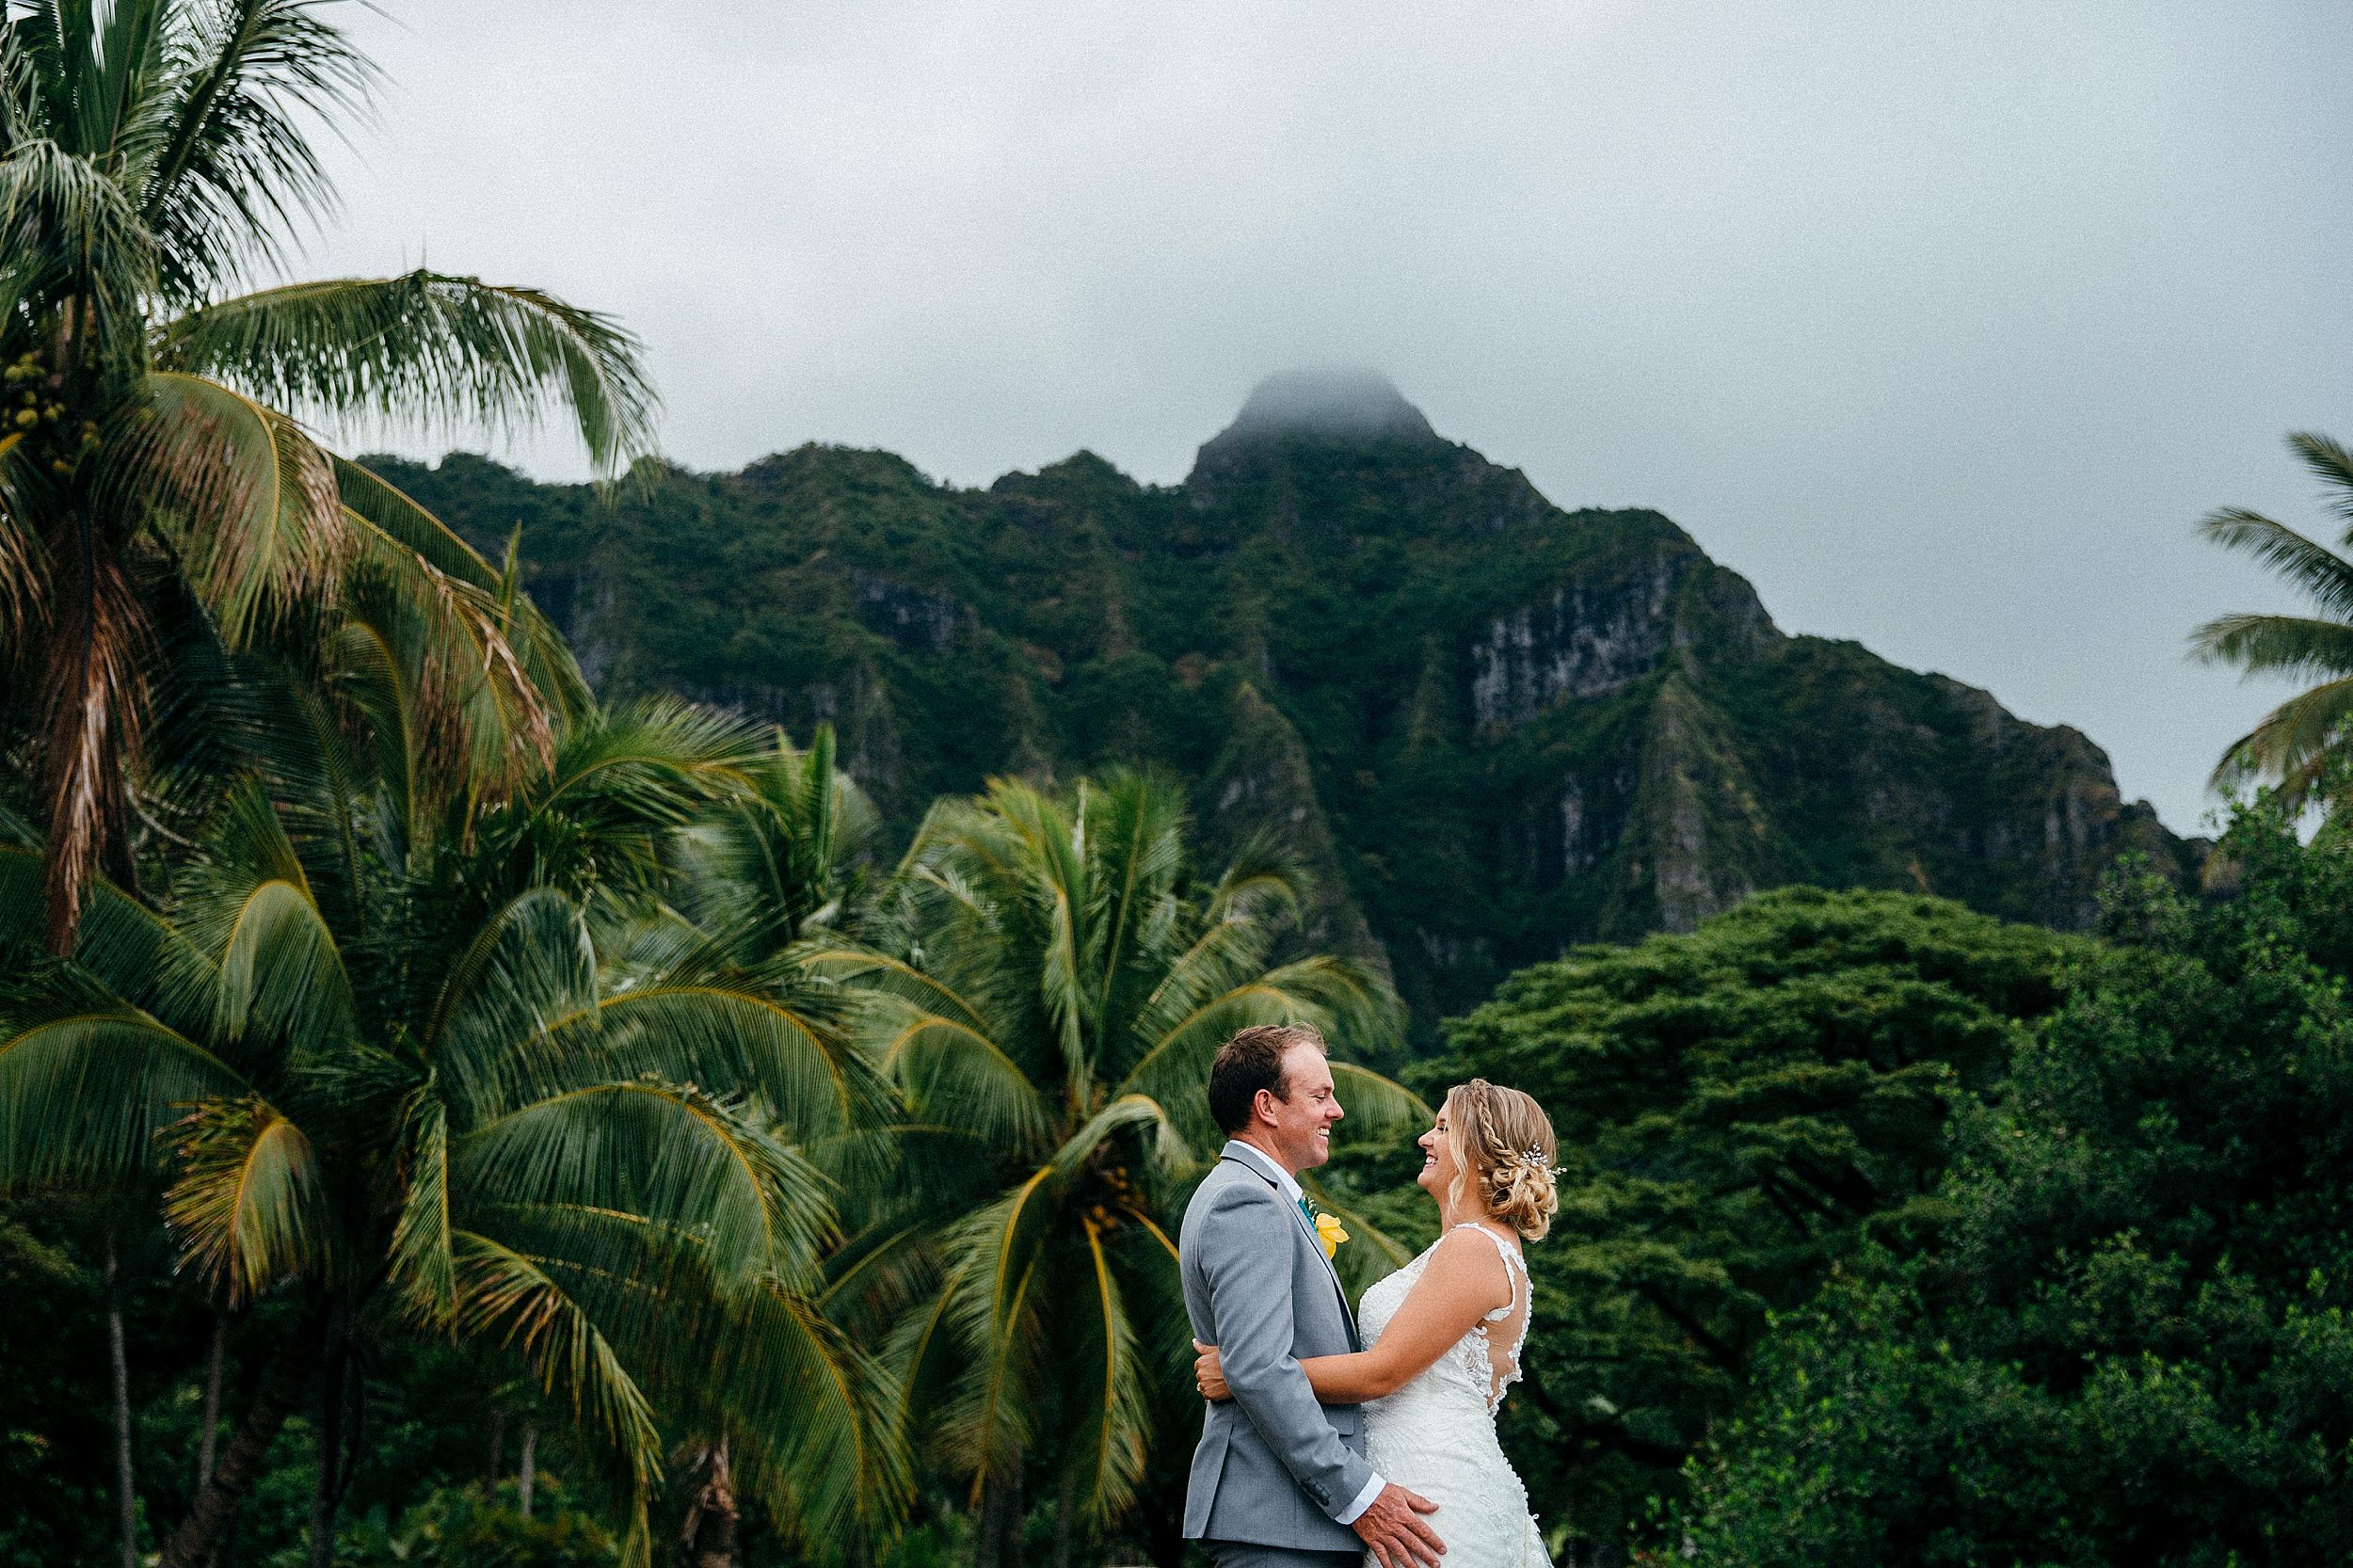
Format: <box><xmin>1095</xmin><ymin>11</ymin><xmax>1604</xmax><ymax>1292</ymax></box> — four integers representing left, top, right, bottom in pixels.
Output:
<box><xmin>1180</xmin><ymin>1144</ymin><xmax>1375</xmax><ymax>1550</ymax></box>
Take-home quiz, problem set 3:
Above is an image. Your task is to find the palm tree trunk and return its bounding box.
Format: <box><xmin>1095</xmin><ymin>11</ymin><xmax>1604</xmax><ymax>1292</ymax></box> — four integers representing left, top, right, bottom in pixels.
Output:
<box><xmin>104</xmin><ymin>1235</ymin><xmax>136</xmax><ymax>1568</ymax></box>
<box><xmin>160</xmin><ymin>1329</ymin><xmax>315</xmax><ymax>1568</ymax></box>
<box><xmin>974</xmin><ymin>1471</ymin><xmax>1024</xmax><ymax>1568</ymax></box>
<box><xmin>306</xmin><ymin>1312</ymin><xmax>349</xmax><ymax>1568</ymax></box>
<box><xmin>197</xmin><ymin>1307</ymin><xmax>227</xmax><ymax>1491</ymax></box>
<box><xmin>517</xmin><ymin>1423</ymin><xmax>536</xmax><ymax>1519</ymax></box>
<box><xmin>681</xmin><ymin>1441</ymin><xmax>736</xmax><ymax>1568</ymax></box>
<box><xmin>1049</xmin><ymin>1467</ymin><xmax>1076</xmax><ymax>1568</ymax></box>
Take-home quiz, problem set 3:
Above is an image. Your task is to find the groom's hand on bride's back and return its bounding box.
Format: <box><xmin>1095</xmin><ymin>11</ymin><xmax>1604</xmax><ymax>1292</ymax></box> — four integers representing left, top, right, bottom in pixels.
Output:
<box><xmin>1354</xmin><ymin>1482</ymin><xmax>1443</xmax><ymax>1568</ymax></box>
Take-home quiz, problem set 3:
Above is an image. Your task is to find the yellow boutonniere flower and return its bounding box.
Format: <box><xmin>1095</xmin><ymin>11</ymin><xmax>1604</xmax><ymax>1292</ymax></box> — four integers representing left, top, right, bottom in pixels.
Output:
<box><xmin>1314</xmin><ymin>1211</ymin><xmax>1350</xmax><ymax>1259</ymax></box>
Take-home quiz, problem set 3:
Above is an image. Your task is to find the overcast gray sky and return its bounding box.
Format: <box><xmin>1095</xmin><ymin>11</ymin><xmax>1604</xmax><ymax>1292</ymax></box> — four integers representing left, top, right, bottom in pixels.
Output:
<box><xmin>309</xmin><ymin>0</ymin><xmax>2353</xmax><ymax>838</ymax></box>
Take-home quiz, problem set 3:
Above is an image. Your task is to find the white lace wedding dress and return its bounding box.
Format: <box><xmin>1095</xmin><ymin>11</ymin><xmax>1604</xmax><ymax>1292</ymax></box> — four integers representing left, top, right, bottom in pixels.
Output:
<box><xmin>1358</xmin><ymin>1224</ymin><xmax>1545</xmax><ymax>1568</ymax></box>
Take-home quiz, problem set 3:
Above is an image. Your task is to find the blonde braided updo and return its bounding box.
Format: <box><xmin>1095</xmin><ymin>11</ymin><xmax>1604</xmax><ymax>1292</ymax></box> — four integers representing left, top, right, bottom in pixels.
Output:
<box><xmin>1444</xmin><ymin>1078</ymin><xmax>1559</xmax><ymax>1240</ymax></box>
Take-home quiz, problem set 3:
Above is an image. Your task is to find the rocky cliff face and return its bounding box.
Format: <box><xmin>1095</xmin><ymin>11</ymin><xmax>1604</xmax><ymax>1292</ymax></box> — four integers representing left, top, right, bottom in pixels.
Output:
<box><xmin>371</xmin><ymin>373</ymin><xmax>2201</xmax><ymax>1036</ymax></box>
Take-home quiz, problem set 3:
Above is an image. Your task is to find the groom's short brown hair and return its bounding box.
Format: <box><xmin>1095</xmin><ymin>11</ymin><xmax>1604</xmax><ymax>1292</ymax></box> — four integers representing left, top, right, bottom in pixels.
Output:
<box><xmin>1209</xmin><ymin>1023</ymin><xmax>1327</xmax><ymax>1135</ymax></box>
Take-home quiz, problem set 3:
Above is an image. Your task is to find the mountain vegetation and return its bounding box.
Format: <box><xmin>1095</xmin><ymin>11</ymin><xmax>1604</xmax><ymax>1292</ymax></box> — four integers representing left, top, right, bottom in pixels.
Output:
<box><xmin>369</xmin><ymin>368</ymin><xmax>2201</xmax><ymax>1039</ymax></box>
<box><xmin>1666</xmin><ymin>802</ymin><xmax>2353</xmax><ymax>1568</ymax></box>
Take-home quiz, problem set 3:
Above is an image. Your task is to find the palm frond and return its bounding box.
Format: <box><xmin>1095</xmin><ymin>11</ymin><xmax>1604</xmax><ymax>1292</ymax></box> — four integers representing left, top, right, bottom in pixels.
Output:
<box><xmin>713</xmin><ymin>1276</ymin><xmax>913</xmax><ymax>1552</ymax></box>
<box><xmin>336</xmin><ymin>512</ymin><xmax>558</xmax><ymax>820</ymax></box>
<box><xmin>0</xmin><ymin>1000</ymin><xmax>247</xmax><ymax>1191</ymax></box>
<box><xmin>2195</xmin><ymin>507</ymin><xmax>2353</xmax><ymax>622</ymax></box>
<box><xmin>454</xmin><ymin>1079</ymin><xmax>836</xmax><ymax>1293</ymax></box>
<box><xmin>137</xmin><ymin>0</ymin><xmax>379</xmax><ymax>298</ymax></box>
<box><xmin>387</xmin><ymin>1084</ymin><xmax>455</xmax><ymax>1320</ymax></box>
<box><xmin>162</xmin><ymin>1090</ymin><xmax>324</xmax><ymax>1303</ymax></box>
<box><xmin>525</xmin><ymin>696</ymin><xmax>766</xmax><ymax>827</ymax></box>
<box><xmin>675</xmin><ymin>724</ymin><xmax>880</xmax><ymax>964</ymax></box>
<box><xmin>2288</xmin><ymin>430</ymin><xmax>2353</xmax><ymax>537</ymax></box>
<box><xmin>2210</xmin><ymin>676</ymin><xmax>2353</xmax><ymax>810</ymax></box>
<box><xmin>172</xmin><ymin>779</ymin><xmax>357</xmax><ymax>1051</ymax></box>
<box><xmin>817</xmin><ymin>1220</ymin><xmax>939</xmax><ymax>1336</ymax></box>
<box><xmin>2187</xmin><ymin>612</ymin><xmax>2353</xmax><ymax>681</ymax></box>
<box><xmin>793</xmin><ymin>943</ymin><xmax>991</xmax><ymax>1034</ymax></box>
<box><xmin>0</xmin><ymin>131</ymin><xmax>157</xmax><ymax>327</ymax></box>
<box><xmin>1050</xmin><ymin>1093</ymin><xmax>1182</xmax><ymax>1185</ymax></box>
<box><xmin>934</xmin><ymin>1167</ymin><xmax>1058</xmax><ymax>1493</ymax></box>
<box><xmin>1119</xmin><ymin>915</ymin><xmax>1279</xmax><ymax>1080</ymax></box>
<box><xmin>1325</xmin><ymin>1059</ymin><xmax>1433</xmax><ymax>1145</ymax></box>
<box><xmin>107</xmin><ymin>370</ymin><xmax>343</xmax><ymax>647</ymax></box>
<box><xmin>867</xmin><ymin>1003</ymin><xmax>1050</xmax><ymax>1154</ymax></box>
<box><xmin>563</xmin><ymin>984</ymin><xmax>888</xmax><ymax>1143</ymax></box>
<box><xmin>0</xmin><ymin>841</ymin><xmax>214</xmax><ymax>1028</ymax></box>
<box><xmin>1200</xmin><ymin>834</ymin><xmax>1306</xmax><ymax>928</ymax></box>
<box><xmin>161</xmin><ymin>271</ymin><xmax>660</xmax><ymax>477</ymax></box>
<box><xmin>449</xmin><ymin>1227</ymin><xmax>665</xmax><ymax>1486</ymax></box>
<box><xmin>335</xmin><ymin>455</ymin><xmax>587</xmax><ymax>717</ymax></box>
<box><xmin>1057</xmin><ymin>1217</ymin><xmax>1151</xmax><ymax>1524</ymax></box>
<box><xmin>422</xmin><ymin>883</ymin><xmax>597</xmax><ymax>1113</ymax></box>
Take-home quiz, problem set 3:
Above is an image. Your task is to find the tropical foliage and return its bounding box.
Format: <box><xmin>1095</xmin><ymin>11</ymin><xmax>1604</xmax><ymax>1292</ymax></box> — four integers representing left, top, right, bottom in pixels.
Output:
<box><xmin>2192</xmin><ymin>431</ymin><xmax>2353</xmax><ymax>812</ymax></box>
<box><xmin>4</xmin><ymin>7</ymin><xmax>2341</xmax><ymax>1568</ymax></box>
<box><xmin>1423</xmin><ymin>888</ymin><xmax>2073</xmax><ymax>1556</ymax></box>
<box><xmin>0</xmin><ymin>0</ymin><xmax>655</xmax><ymax>954</ymax></box>
<box><xmin>1668</xmin><ymin>804</ymin><xmax>2353</xmax><ymax>1567</ymax></box>
<box><xmin>0</xmin><ymin>691</ymin><xmax>902</xmax><ymax>1568</ymax></box>
<box><xmin>801</xmin><ymin>771</ymin><xmax>1419</xmax><ymax>1568</ymax></box>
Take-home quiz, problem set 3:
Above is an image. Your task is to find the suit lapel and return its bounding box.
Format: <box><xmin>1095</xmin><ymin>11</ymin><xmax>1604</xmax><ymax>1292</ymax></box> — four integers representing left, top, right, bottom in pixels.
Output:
<box><xmin>1219</xmin><ymin>1148</ymin><xmax>1357</xmax><ymax>1339</ymax></box>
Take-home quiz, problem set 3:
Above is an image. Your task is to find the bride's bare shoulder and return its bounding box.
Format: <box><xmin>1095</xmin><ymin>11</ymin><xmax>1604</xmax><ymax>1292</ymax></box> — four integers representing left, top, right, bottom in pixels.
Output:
<box><xmin>1417</xmin><ymin>1224</ymin><xmax>1516</xmax><ymax>1310</ymax></box>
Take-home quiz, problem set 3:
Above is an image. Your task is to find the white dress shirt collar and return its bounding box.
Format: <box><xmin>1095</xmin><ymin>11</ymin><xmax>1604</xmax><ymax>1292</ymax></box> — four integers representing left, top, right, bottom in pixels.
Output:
<box><xmin>1223</xmin><ymin>1137</ymin><xmax>1304</xmax><ymax>1204</ymax></box>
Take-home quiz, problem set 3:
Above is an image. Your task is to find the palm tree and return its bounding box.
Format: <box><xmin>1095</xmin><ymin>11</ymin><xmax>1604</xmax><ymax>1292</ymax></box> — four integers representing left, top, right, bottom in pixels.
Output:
<box><xmin>801</xmin><ymin>770</ymin><xmax>1423</xmax><ymax>1568</ymax></box>
<box><xmin>0</xmin><ymin>698</ymin><xmax>904</xmax><ymax>1568</ymax></box>
<box><xmin>2192</xmin><ymin>432</ymin><xmax>2353</xmax><ymax>811</ymax></box>
<box><xmin>0</xmin><ymin>0</ymin><xmax>655</xmax><ymax>952</ymax></box>
<box><xmin>676</xmin><ymin>722</ymin><xmax>882</xmax><ymax>968</ymax></box>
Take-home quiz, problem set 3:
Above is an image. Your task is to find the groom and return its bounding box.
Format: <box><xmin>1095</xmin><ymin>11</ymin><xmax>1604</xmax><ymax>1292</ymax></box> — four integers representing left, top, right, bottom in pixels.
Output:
<box><xmin>1179</xmin><ymin>1023</ymin><xmax>1445</xmax><ymax>1568</ymax></box>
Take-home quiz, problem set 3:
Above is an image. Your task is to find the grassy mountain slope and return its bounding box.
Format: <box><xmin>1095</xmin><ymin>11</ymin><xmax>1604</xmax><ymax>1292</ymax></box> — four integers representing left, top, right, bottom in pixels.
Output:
<box><xmin>371</xmin><ymin>372</ymin><xmax>2197</xmax><ymax>1032</ymax></box>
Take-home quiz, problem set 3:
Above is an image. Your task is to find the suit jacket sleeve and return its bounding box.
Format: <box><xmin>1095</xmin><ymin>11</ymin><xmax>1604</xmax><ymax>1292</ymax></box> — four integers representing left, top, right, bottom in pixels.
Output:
<box><xmin>1198</xmin><ymin>1178</ymin><xmax>1378</xmax><ymax>1520</ymax></box>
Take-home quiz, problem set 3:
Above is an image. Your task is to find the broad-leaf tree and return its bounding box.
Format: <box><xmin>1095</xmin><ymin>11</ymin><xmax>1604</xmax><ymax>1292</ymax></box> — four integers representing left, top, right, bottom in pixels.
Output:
<box><xmin>1433</xmin><ymin>887</ymin><xmax>2073</xmax><ymax>1556</ymax></box>
<box><xmin>1669</xmin><ymin>806</ymin><xmax>2353</xmax><ymax>1568</ymax></box>
<box><xmin>802</xmin><ymin>770</ymin><xmax>1421</xmax><ymax>1568</ymax></box>
<box><xmin>0</xmin><ymin>0</ymin><xmax>656</xmax><ymax>951</ymax></box>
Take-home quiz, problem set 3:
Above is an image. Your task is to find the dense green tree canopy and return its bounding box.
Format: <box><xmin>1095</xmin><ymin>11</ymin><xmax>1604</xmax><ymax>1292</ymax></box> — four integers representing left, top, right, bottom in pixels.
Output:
<box><xmin>1673</xmin><ymin>808</ymin><xmax>2353</xmax><ymax>1567</ymax></box>
<box><xmin>1427</xmin><ymin>887</ymin><xmax>2074</xmax><ymax>1554</ymax></box>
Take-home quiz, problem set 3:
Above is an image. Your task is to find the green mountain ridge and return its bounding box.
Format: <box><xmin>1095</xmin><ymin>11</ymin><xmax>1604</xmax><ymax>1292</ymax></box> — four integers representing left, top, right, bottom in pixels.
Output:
<box><xmin>374</xmin><ymin>371</ymin><xmax>2200</xmax><ymax>1032</ymax></box>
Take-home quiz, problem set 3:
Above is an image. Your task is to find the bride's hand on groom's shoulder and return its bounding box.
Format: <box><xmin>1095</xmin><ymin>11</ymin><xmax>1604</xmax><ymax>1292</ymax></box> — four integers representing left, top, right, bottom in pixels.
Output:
<box><xmin>1192</xmin><ymin>1340</ymin><xmax>1229</xmax><ymax>1401</ymax></box>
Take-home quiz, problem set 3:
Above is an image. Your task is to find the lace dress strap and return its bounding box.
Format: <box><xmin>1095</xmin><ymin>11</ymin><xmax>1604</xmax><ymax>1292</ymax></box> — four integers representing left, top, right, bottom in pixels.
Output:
<box><xmin>1449</xmin><ymin>1223</ymin><xmax>1523</xmax><ymax>1322</ymax></box>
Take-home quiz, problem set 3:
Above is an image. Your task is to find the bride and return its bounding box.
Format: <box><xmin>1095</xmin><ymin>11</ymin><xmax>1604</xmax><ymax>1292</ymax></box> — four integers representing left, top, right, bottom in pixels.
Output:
<box><xmin>1195</xmin><ymin>1078</ymin><xmax>1558</xmax><ymax>1568</ymax></box>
